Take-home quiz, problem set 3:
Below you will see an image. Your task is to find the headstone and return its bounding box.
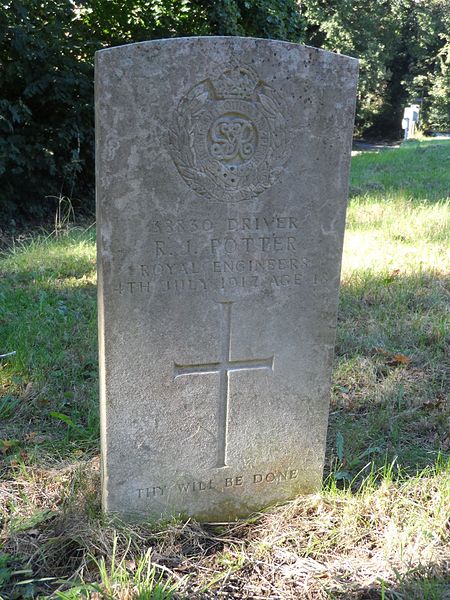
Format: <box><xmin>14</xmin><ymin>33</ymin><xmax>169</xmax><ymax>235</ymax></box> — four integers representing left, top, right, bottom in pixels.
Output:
<box><xmin>96</xmin><ymin>37</ymin><xmax>358</xmax><ymax>521</ymax></box>
<box><xmin>402</xmin><ymin>104</ymin><xmax>420</xmax><ymax>140</ymax></box>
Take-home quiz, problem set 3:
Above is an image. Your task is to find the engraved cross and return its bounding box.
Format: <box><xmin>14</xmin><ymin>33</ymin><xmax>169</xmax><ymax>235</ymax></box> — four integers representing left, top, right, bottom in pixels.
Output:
<box><xmin>174</xmin><ymin>301</ymin><xmax>274</xmax><ymax>468</ymax></box>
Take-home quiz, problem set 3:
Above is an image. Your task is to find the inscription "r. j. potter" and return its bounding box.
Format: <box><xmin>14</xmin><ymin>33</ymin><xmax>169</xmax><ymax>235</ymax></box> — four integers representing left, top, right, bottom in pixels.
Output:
<box><xmin>155</xmin><ymin>236</ymin><xmax>297</xmax><ymax>256</ymax></box>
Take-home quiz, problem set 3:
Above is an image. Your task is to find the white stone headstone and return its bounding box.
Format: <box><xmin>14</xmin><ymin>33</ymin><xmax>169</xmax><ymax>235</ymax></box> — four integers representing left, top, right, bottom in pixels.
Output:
<box><xmin>96</xmin><ymin>37</ymin><xmax>358</xmax><ymax>520</ymax></box>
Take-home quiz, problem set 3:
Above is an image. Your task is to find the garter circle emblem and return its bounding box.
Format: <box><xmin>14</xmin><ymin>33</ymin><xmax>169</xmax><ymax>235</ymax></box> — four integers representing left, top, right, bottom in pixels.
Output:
<box><xmin>169</xmin><ymin>65</ymin><xmax>290</xmax><ymax>202</ymax></box>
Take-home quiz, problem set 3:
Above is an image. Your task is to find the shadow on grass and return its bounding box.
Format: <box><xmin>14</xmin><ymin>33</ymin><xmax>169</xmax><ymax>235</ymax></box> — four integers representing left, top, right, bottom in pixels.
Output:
<box><xmin>325</xmin><ymin>268</ymin><xmax>449</xmax><ymax>481</ymax></box>
<box><xmin>350</xmin><ymin>139</ymin><xmax>450</xmax><ymax>203</ymax></box>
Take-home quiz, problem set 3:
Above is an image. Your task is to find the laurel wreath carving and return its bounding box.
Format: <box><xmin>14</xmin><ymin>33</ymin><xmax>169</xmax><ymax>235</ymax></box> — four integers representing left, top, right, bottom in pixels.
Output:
<box><xmin>168</xmin><ymin>72</ymin><xmax>291</xmax><ymax>203</ymax></box>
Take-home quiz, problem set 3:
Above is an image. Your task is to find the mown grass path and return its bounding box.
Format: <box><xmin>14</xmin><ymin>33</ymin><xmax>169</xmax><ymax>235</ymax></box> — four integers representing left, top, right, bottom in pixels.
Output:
<box><xmin>0</xmin><ymin>140</ymin><xmax>449</xmax><ymax>599</ymax></box>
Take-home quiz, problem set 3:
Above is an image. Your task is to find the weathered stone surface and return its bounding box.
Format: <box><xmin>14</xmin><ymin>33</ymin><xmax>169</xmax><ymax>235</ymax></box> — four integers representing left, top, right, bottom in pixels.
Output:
<box><xmin>96</xmin><ymin>37</ymin><xmax>358</xmax><ymax>521</ymax></box>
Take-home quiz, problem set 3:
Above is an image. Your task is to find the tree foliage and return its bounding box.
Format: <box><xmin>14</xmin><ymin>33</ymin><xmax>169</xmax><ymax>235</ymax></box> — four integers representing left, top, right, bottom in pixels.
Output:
<box><xmin>0</xmin><ymin>0</ymin><xmax>448</xmax><ymax>220</ymax></box>
<box><xmin>0</xmin><ymin>0</ymin><xmax>95</xmax><ymax>219</ymax></box>
<box><xmin>302</xmin><ymin>0</ymin><xmax>450</xmax><ymax>135</ymax></box>
<box><xmin>201</xmin><ymin>0</ymin><xmax>305</xmax><ymax>40</ymax></box>
<box><xmin>426</xmin><ymin>37</ymin><xmax>450</xmax><ymax>130</ymax></box>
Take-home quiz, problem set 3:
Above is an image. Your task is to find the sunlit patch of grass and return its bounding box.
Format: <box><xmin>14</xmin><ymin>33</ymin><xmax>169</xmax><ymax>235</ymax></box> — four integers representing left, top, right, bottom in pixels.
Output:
<box><xmin>344</xmin><ymin>200</ymin><xmax>449</xmax><ymax>274</ymax></box>
<box><xmin>347</xmin><ymin>197</ymin><xmax>449</xmax><ymax>243</ymax></box>
<box><xmin>2</xmin><ymin>227</ymin><xmax>96</xmax><ymax>281</ymax></box>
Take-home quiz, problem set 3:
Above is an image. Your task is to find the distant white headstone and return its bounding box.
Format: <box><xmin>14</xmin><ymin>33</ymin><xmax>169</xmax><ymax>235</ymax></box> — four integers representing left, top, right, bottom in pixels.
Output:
<box><xmin>402</xmin><ymin>104</ymin><xmax>420</xmax><ymax>139</ymax></box>
<box><xmin>96</xmin><ymin>37</ymin><xmax>358</xmax><ymax>521</ymax></box>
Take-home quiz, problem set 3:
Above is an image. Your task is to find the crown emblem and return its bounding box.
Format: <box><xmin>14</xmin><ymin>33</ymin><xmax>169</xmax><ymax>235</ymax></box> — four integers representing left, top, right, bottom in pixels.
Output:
<box><xmin>211</xmin><ymin>67</ymin><xmax>258</xmax><ymax>100</ymax></box>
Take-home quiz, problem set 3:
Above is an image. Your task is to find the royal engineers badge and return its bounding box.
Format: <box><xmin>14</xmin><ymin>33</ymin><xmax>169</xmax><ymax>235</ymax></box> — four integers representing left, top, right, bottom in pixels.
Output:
<box><xmin>169</xmin><ymin>65</ymin><xmax>290</xmax><ymax>202</ymax></box>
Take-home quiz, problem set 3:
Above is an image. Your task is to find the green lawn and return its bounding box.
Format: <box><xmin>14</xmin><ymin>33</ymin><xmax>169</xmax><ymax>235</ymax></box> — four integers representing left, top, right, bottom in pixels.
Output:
<box><xmin>0</xmin><ymin>139</ymin><xmax>449</xmax><ymax>599</ymax></box>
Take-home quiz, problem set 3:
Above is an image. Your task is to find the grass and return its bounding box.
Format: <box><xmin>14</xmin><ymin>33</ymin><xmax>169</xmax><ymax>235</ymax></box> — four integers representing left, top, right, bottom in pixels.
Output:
<box><xmin>0</xmin><ymin>138</ymin><xmax>449</xmax><ymax>599</ymax></box>
<box><xmin>0</xmin><ymin>229</ymin><xmax>98</xmax><ymax>460</ymax></box>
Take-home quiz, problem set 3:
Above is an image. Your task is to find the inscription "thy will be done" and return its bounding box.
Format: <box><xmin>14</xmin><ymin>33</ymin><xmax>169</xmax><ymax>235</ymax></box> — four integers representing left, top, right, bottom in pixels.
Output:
<box><xmin>136</xmin><ymin>468</ymin><xmax>300</xmax><ymax>499</ymax></box>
